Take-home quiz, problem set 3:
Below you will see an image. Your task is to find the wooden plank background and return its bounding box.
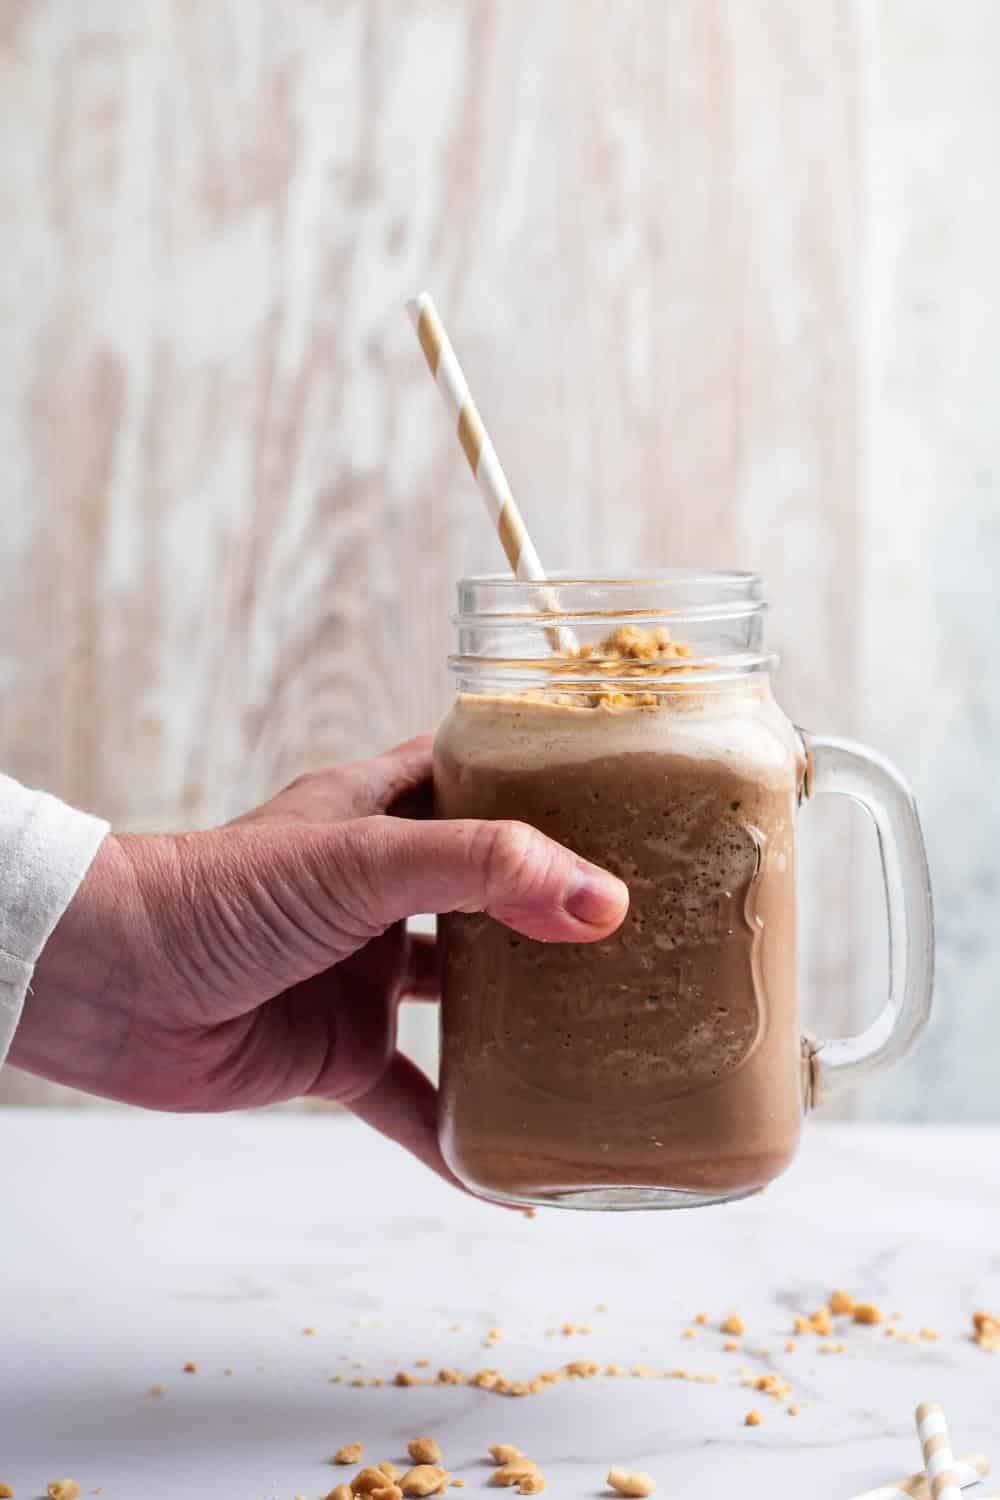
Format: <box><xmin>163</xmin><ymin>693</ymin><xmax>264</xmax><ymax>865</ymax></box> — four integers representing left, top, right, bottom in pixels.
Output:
<box><xmin>1</xmin><ymin>0</ymin><xmax>997</xmax><ymax>1118</ymax></box>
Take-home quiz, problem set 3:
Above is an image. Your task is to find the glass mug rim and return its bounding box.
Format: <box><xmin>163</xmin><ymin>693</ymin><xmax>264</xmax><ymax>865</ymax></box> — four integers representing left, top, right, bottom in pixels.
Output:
<box><xmin>451</xmin><ymin>569</ymin><xmax>774</xmax><ymax>685</ymax></box>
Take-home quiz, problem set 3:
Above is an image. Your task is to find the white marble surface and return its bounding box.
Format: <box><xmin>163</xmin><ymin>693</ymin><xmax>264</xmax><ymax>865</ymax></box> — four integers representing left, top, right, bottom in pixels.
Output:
<box><xmin>1</xmin><ymin>1112</ymin><xmax>998</xmax><ymax>1500</ymax></box>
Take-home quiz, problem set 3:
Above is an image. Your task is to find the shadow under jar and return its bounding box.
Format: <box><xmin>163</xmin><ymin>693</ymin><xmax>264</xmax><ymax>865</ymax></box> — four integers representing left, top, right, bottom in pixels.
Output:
<box><xmin>433</xmin><ymin>573</ymin><xmax>933</xmax><ymax>1211</ymax></box>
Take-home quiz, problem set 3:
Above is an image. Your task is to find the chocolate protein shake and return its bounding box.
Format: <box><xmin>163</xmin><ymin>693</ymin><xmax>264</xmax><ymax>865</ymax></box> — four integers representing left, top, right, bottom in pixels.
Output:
<box><xmin>435</xmin><ymin>629</ymin><xmax>807</xmax><ymax>1207</ymax></box>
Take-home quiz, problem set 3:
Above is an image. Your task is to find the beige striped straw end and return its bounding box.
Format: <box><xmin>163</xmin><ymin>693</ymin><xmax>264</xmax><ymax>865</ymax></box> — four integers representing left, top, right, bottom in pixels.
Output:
<box><xmin>407</xmin><ymin>294</ymin><xmax>442</xmax><ymax>375</ymax></box>
<box><xmin>915</xmin><ymin>1402</ymin><xmax>962</xmax><ymax>1500</ymax></box>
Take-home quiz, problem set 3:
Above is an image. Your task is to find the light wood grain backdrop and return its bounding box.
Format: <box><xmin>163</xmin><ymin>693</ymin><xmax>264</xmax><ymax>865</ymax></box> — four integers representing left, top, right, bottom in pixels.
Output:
<box><xmin>1</xmin><ymin>0</ymin><xmax>997</xmax><ymax>1117</ymax></box>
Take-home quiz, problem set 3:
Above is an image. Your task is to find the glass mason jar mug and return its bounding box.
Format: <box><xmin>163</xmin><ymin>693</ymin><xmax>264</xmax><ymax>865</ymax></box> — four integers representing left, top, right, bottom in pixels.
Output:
<box><xmin>433</xmin><ymin>572</ymin><xmax>934</xmax><ymax>1210</ymax></box>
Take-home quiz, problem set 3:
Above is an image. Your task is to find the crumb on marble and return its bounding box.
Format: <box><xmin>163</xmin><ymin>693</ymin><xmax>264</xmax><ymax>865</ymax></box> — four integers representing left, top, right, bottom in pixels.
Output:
<box><xmin>395</xmin><ymin>1371</ymin><xmax>420</xmax><ymax>1387</ymax></box>
<box><xmin>720</xmin><ymin>1314</ymin><xmax>745</xmax><ymax>1336</ymax></box>
<box><xmin>48</xmin><ymin>1485</ymin><xmax>81</xmax><ymax>1500</ymax></box>
<box><xmin>437</xmin><ymin>1368</ymin><xmax>464</xmax><ymax>1385</ymax></box>
<box><xmin>408</xmin><ymin>1439</ymin><xmax>442</xmax><ymax>1466</ymax></box>
<box><xmin>853</xmin><ymin>1303</ymin><xmax>883</xmax><ymax>1325</ymax></box>
<box><xmin>788</xmin><ymin>1404</ymin><xmax>800</xmax><ymax>1417</ymax></box>
<box><xmin>491</xmin><ymin>1462</ymin><xmax>538</xmax><ymax>1489</ymax></box>
<box><xmin>335</xmin><ymin>1444</ymin><xmax>364</xmax><ymax>1466</ymax></box>
<box><xmin>488</xmin><ymin>1447</ymin><xmax>523</xmax><ymax>1466</ymax></box>
<box><xmin>182</xmin><ymin>1361</ymin><xmax>197</xmax><ymax>1374</ymax></box>
<box><xmin>744</xmin><ymin>1411</ymin><xmax>762</xmax><ymax>1427</ymax></box>
<box><xmin>920</xmin><ymin>1328</ymin><xmax>940</xmax><ymax>1341</ymax></box>
<box><xmin>303</xmin><ymin>1326</ymin><xmax>316</xmax><ymax>1336</ymax></box>
<box><xmin>723</xmin><ymin>1339</ymin><xmax>740</xmax><ymax>1353</ymax></box>
<box><xmin>607</xmin><ymin>1469</ymin><xmax>655</xmax><ymax>1497</ymax></box>
<box><xmin>784</xmin><ymin>1341</ymin><xmax>796</xmax><ymax>1354</ymax></box>
<box><xmin>518</xmin><ymin>1476</ymin><xmax>544</xmax><ymax>1496</ymax></box>
<box><xmin>147</xmin><ymin>1383</ymin><xmax>164</xmax><ymax>1397</ymax></box>
<box><xmin>378</xmin><ymin>1463</ymin><xmax>402</xmax><ymax>1481</ymax></box>
<box><xmin>828</xmin><ymin>1290</ymin><xmax>855</xmax><ymax>1315</ymax></box>
<box><xmin>972</xmin><ymin>1311</ymin><xmax>1000</xmax><ymax>1351</ymax></box>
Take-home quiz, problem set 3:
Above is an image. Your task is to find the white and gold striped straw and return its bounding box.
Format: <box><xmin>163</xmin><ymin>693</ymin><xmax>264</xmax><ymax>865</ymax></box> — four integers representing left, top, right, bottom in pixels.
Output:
<box><xmin>916</xmin><ymin>1403</ymin><xmax>964</xmax><ymax>1500</ymax></box>
<box><xmin>849</xmin><ymin>1452</ymin><xmax>989</xmax><ymax>1500</ymax></box>
<box><xmin>407</xmin><ymin>292</ymin><xmax>575</xmax><ymax>655</ymax></box>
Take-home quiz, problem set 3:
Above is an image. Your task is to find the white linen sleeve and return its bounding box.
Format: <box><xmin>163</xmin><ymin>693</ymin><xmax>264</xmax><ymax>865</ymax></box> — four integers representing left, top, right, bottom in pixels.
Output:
<box><xmin>0</xmin><ymin>773</ymin><xmax>109</xmax><ymax>1066</ymax></box>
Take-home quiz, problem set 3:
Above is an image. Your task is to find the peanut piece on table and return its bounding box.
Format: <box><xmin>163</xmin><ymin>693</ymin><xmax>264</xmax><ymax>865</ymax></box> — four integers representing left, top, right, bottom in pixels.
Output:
<box><xmin>853</xmin><ymin>1303</ymin><xmax>883</xmax><ymax>1325</ymax></box>
<box><xmin>353</xmin><ymin>1469</ymin><xmax>393</xmax><ymax>1494</ymax></box>
<box><xmin>325</xmin><ymin>1487</ymin><xmax>353</xmax><ymax>1500</ymax></box>
<box><xmin>408</xmin><ymin>1439</ymin><xmax>443</xmax><ymax>1466</ymax></box>
<box><xmin>828</xmin><ymin>1290</ymin><xmax>854</xmax><ymax>1315</ymax></box>
<box><xmin>607</xmin><ymin>1469</ymin><xmax>655</xmax><ymax>1497</ymax></box>
<box><xmin>0</xmin><ymin>1484</ymin><xmax>12</xmax><ymax>1498</ymax></box>
<box><xmin>519</xmin><ymin>1477</ymin><xmax>545</xmax><ymax>1495</ymax></box>
<box><xmin>488</xmin><ymin>1446</ymin><xmax>523</xmax><ymax>1466</ymax></box>
<box><xmin>335</xmin><ymin>1445</ymin><xmax>364</xmax><ymax>1466</ymax></box>
<box><xmin>371</xmin><ymin>1487</ymin><xmax>403</xmax><ymax>1500</ymax></box>
<box><xmin>744</xmin><ymin>1410</ymin><xmax>762</xmax><ymax>1427</ymax></box>
<box><xmin>182</xmin><ymin>1361</ymin><xmax>198</xmax><ymax>1373</ymax></box>
<box><xmin>48</xmin><ymin>1486</ymin><xmax>82</xmax><ymax>1500</ymax></box>
<box><xmin>378</xmin><ymin>1464</ymin><xmax>402</xmax><ymax>1481</ymax></box>
<box><xmin>400</xmin><ymin>1466</ymin><xmax>450</xmax><ymax>1497</ymax></box>
<box><xmin>720</xmin><ymin>1314</ymin><xmax>745</xmax><ymax>1336</ymax></box>
<box><xmin>492</xmin><ymin>1462</ymin><xmax>538</xmax><ymax>1488</ymax></box>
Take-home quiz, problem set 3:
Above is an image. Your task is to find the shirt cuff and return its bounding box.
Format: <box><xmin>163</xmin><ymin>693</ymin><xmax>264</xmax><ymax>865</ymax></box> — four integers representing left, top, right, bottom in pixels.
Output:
<box><xmin>0</xmin><ymin>774</ymin><xmax>110</xmax><ymax>1066</ymax></box>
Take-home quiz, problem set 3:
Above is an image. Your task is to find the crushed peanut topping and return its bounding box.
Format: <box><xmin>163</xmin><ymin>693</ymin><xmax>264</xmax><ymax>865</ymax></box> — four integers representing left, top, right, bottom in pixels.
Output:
<box><xmin>182</xmin><ymin>1361</ymin><xmax>198</xmax><ymax>1374</ymax></box>
<box><xmin>809</xmin><ymin>1310</ymin><xmax>833</xmax><ymax>1336</ymax></box>
<box><xmin>488</xmin><ymin>1447</ymin><xmax>523</xmax><ymax>1466</ymax></box>
<box><xmin>693</xmin><ymin>1313</ymin><xmax>708</xmax><ymax>1326</ymax></box>
<box><xmin>788</xmin><ymin>1404</ymin><xmax>801</xmax><ymax>1417</ymax></box>
<box><xmin>828</xmin><ymin>1290</ymin><xmax>854</xmax><ymax>1315</ymax></box>
<box><xmin>0</xmin><ymin>1485</ymin><xmax>12</xmax><ymax>1498</ymax></box>
<box><xmin>492</xmin><ymin>1461</ymin><xmax>538</xmax><ymax>1488</ymax></box>
<box><xmin>784</xmin><ymin>1341</ymin><xmax>796</xmax><ymax>1354</ymax></box>
<box><xmin>415</xmin><ymin>1360</ymin><xmax>431</xmax><ymax>1369</ymax></box>
<box><xmin>818</xmin><ymin>1341</ymin><xmax>845</xmax><ymax>1354</ymax></box>
<box><xmin>400</xmin><ymin>1470</ymin><xmax>449</xmax><ymax>1498</ymax></box>
<box><xmin>792</xmin><ymin>1316</ymin><xmax>812</xmax><ymax>1336</ymax></box>
<box><xmin>335</xmin><ymin>1445</ymin><xmax>364</xmax><ymax>1466</ymax></box>
<box><xmin>408</xmin><ymin>1440</ymin><xmax>442</xmax><ymax>1467</ymax></box>
<box><xmin>437</xmin><ymin>1369</ymin><xmax>464</xmax><ymax>1385</ymax></box>
<box><xmin>566</xmin><ymin>1360</ymin><xmax>600</xmax><ymax>1378</ymax></box>
<box><xmin>378</xmin><ymin>1464</ymin><xmax>402</xmax><ymax>1481</ymax></box>
<box><xmin>853</xmin><ymin>1303</ymin><xmax>883</xmax><ymax>1326</ymax></box>
<box><xmin>325</xmin><ymin>1487</ymin><xmax>353</xmax><ymax>1500</ymax></box>
<box><xmin>303</xmin><ymin>1326</ymin><xmax>316</xmax><ymax>1336</ymax></box>
<box><xmin>681</xmin><ymin>1329</ymin><xmax>696</xmax><ymax>1341</ymax></box>
<box><xmin>723</xmin><ymin>1340</ymin><xmax>740</xmax><ymax>1353</ymax></box>
<box><xmin>394</xmin><ymin>1371</ymin><xmax>420</xmax><ymax>1387</ymax></box>
<box><xmin>604</xmin><ymin>1363</ymin><xmax>622</xmax><ymax>1376</ymax></box>
<box><xmin>519</xmin><ymin>1477</ymin><xmax>545</xmax><ymax>1496</ymax></box>
<box><xmin>47</xmin><ymin>1487</ymin><xmax>81</xmax><ymax>1500</ymax></box>
<box><xmin>720</xmin><ymin>1315</ymin><xmax>745</xmax><ymax>1336</ymax></box>
<box><xmin>919</xmin><ymin>1328</ymin><xmax>940</xmax><ymax>1342</ymax></box>
<box><xmin>744</xmin><ymin>1411</ymin><xmax>762</xmax><ymax>1427</ymax></box>
<box><xmin>607</xmin><ymin>1470</ymin><xmax>655</xmax><ymax>1498</ymax></box>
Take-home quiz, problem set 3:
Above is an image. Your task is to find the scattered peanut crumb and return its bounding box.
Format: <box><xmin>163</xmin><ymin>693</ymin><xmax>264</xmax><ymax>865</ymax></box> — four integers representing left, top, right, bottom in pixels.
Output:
<box><xmin>415</xmin><ymin>1360</ymin><xmax>431</xmax><ymax>1369</ymax></box>
<box><xmin>486</xmin><ymin>1328</ymin><xmax>503</xmax><ymax>1345</ymax></box>
<box><xmin>452</xmin><ymin>1484</ymin><xmax>465</xmax><ymax>1490</ymax></box>
<box><xmin>408</xmin><ymin>1439</ymin><xmax>442</xmax><ymax>1466</ymax></box>
<box><xmin>471</xmin><ymin>1370</ymin><xmax>500</xmax><ymax>1390</ymax></box>
<box><xmin>898</xmin><ymin>1332</ymin><xmax>919</xmax><ymax>1345</ymax></box>
<box><xmin>437</xmin><ymin>1369</ymin><xmax>464</xmax><ymax>1385</ymax></box>
<box><xmin>492</xmin><ymin>1462</ymin><xmax>538</xmax><ymax>1488</ymax></box>
<box><xmin>335</xmin><ymin>1445</ymin><xmax>364</xmax><ymax>1466</ymax></box>
<box><xmin>353</xmin><ymin>1469</ymin><xmax>392</xmax><ymax>1494</ymax></box>
<box><xmin>793</xmin><ymin>1316</ymin><xmax>811</xmax><ymax>1335</ymax></box>
<box><xmin>818</xmin><ymin>1341</ymin><xmax>845</xmax><ymax>1354</ymax></box>
<box><xmin>973</xmin><ymin>1312</ymin><xmax>1000</xmax><ymax>1351</ymax></box>
<box><xmin>720</xmin><ymin>1314</ymin><xmax>745</xmax><ymax>1336</ymax></box>
<box><xmin>566</xmin><ymin>1360</ymin><xmax>600</xmax><ymax>1378</ymax></box>
<box><xmin>519</xmin><ymin>1477</ymin><xmax>545</xmax><ymax>1496</ymax></box>
<box><xmin>828</xmin><ymin>1290</ymin><xmax>855</xmax><ymax>1315</ymax></box>
<box><xmin>325</xmin><ymin>1486</ymin><xmax>353</xmax><ymax>1500</ymax></box>
<box><xmin>378</xmin><ymin>1464</ymin><xmax>402</xmax><ymax>1481</ymax></box>
<box><xmin>351</xmin><ymin>1378</ymin><xmax>367</xmax><ymax>1388</ymax></box>
<box><xmin>303</xmin><ymin>1326</ymin><xmax>316</xmax><ymax>1336</ymax></box>
<box><xmin>920</xmin><ymin>1328</ymin><xmax>940</xmax><ymax>1341</ymax></box>
<box><xmin>693</xmin><ymin>1312</ymin><xmax>708</xmax><ymax>1326</ymax></box>
<box><xmin>395</xmin><ymin>1371</ymin><xmax>420</xmax><ymax>1387</ymax></box>
<box><xmin>723</xmin><ymin>1339</ymin><xmax>740</xmax><ymax>1353</ymax></box>
<box><xmin>604</xmin><ymin>1363</ymin><xmax>621</xmax><ymax>1376</ymax></box>
<box><xmin>0</xmin><ymin>1485</ymin><xmax>12</xmax><ymax>1498</ymax></box>
<box><xmin>788</xmin><ymin>1404</ymin><xmax>800</xmax><ymax>1416</ymax></box>
<box><xmin>681</xmin><ymin>1328</ymin><xmax>696</xmax><ymax>1340</ymax></box>
<box><xmin>744</xmin><ymin>1411</ymin><xmax>762</xmax><ymax>1427</ymax></box>
<box><xmin>147</xmin><ymin>1383</ymin><xmax>164</xmax><ymax>1397</ymax></box>
<box><xmin>630</xmin><ymin>1363</ymin><xmax>654</xmax><ymax>1378</ymax></box>
<box><xmin>809</xmin><ymin>1310</ymin><xmax>833</xmax><ymax>1336</ymax></box>
<box><xmin>400</xmin><ymin>1468</ymin><xmax>450</xmax><ymax>1497</ymax></box>
<box><xmin>607</xmin><ymin>1469</ymin><xmax>655</xmax><ymax>1497</ymax></box>
<box><xmin>521</xmin><ymin>1209</ymin><xmax>536</xmax><ymax>1219</ymax></box>
<box><xmin>48</xmin><ymin>1486</ymin><xmax>81</xmax><ymax>1500</ymax></box>
<box><xmin>488</xmin><ymin>1449</ymin><xmax>523</xmax><ymax>1469</ymax></box>
<box><xmin>884</xmin><ymin>1328</ymin><xmax>896</xmax><ymax>1338</ymax></box>
<box><xmin>853</xmin><ymin>1303</ymin><xmax>883</xmax><ymax>1326</ymax></box>
<box><xmin>182</xmin><ymin>1361</ymin><xmax>197</xmax><ymax>1374</ymax></box>
<box><xmin>784</xmin><ymin>1341</ymin><xmax>796</xmax><ymax>1354</ymax></box>
<box><xmin>748</xmin><ymin>1374</ymin><xmax>793</xmax><ymax>1400</ymax></box>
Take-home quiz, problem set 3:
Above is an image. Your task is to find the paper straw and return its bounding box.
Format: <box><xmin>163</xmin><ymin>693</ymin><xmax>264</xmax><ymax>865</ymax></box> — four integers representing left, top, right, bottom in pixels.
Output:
<box><xmin>916</xmin><ymin>1403</ymin><xmax>964</xmax><ymax>1500</ymax></box>
<box><xmin>848</xmin><ymin>1452</ymin><xmax>989</xmax><ymax>1500</ymax></box>
<box><xmin>407</xmin><ymin>292</ymin><xmax>575</xmax><ymax>655</ymax></box>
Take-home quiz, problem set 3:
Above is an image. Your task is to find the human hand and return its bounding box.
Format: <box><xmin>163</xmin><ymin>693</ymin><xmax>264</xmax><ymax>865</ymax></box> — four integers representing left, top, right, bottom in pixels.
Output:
<box><xmin>12</xmin><ymin>736</ymin><xmax>629</xmax><ymax>1185</ymax></box>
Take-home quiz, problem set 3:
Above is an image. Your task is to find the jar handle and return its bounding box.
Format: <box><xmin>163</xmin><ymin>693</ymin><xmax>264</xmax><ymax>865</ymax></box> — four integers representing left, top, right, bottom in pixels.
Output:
<box><xmin>798</xmin><ymin>732</ymin><xmax>934</xmax><ymax>1107</ymax></box>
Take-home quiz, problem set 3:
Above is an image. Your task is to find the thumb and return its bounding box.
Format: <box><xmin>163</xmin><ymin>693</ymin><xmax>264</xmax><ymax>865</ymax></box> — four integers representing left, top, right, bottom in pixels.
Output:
<box><xmin>321</xmin><ymin>815</ymin><xmax>629</xmax><ymax>943</ymax></box>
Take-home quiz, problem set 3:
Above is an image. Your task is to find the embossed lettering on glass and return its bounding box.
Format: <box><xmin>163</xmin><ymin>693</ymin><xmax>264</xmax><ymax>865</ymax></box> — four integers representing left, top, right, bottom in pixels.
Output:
<box><xmin>434</xmin><ymin>573</ymin><xmax>934</xmax><ymax>1210</ymax></box>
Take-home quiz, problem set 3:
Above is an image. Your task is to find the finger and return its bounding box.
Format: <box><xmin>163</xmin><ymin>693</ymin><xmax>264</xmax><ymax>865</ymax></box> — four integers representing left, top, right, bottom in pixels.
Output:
<box><xmin>232</xmin><ymin>734</ymin><xmax>435</xmax><ymax>826</ymax></box>
<box><xmin>403</xmin><ymin>931</ymin><xmax>439</xmax><ymax>1001</ymax></box>
<box><xmin>341</xmin><ymin>1051</ymin><xmax>465</xmax><ymax>1192</ymax></box>
<box><xmin>319</xmin><ymin>815</ymin><xmax>629</xmax><ymax>944</ymax></box>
